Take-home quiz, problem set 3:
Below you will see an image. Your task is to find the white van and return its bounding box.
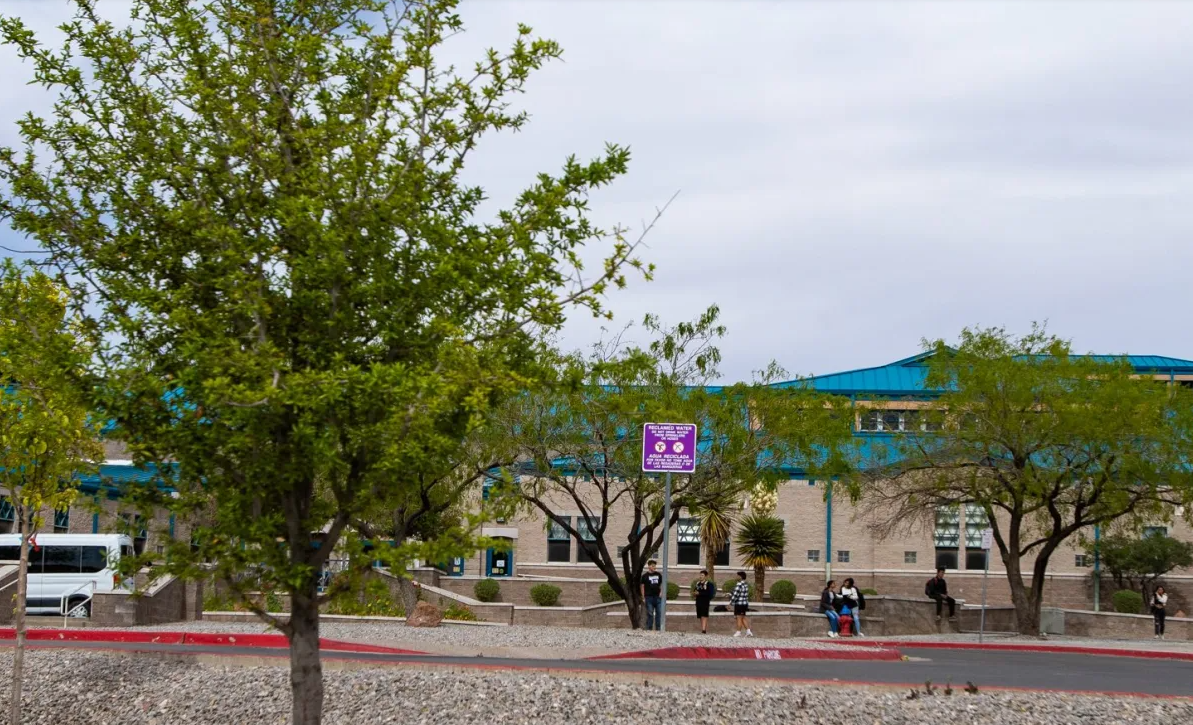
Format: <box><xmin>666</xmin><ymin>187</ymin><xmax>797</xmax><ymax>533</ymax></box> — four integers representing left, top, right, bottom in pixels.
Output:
<box><xmin>0</xmin><ymin>533</ymin><xmax>135</xmax><ymax>616</ymax></box>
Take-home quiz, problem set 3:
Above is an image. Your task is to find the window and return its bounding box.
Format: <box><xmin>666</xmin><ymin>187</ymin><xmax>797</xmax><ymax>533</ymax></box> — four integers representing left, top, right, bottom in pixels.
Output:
<box><xmin>120</xmin><ymin>513</ymin><xmax>148</xmax><ymax>555</ymax></box>
<box><xmin>716</xmin><ymin>541</ymin><xmax>730</xmax><ymax>567</ymax></box>
<box><xmin>677</xmin><ymin>518</ymin><xmax>701</xmax><ymax>566</ymax></box>
<box><xmin>1074</xmin><ymin>554</ymin><xmax>1090</xmax><ymax>568</ymax></box>
<box><xmin>0</xmin><ymin>497</ymin><xmax>13</xmax><ymax>534</ymax></box>
<box><xmin>934</xmin><ymin>505</ymin><xmax>960</xmax><ymax>569</ymax></box>
<box><xmin>53</xmin><ymin>509</ymin><xmax>70</xmax><ymax>533</ymax></box>
<box><xmin>904</xmin><ymin>551</ymin><xmax>918</xmax><ymax>564</ymax></box>
<box><xmin>807</xmin><ymin>549</ymin><xmax>820</xmax><ymax>563</ymax></box>
<box><xmin>860</xmin><ymin>409</ymin><xmax>931</xmax><ymax>433</ymax></box>
<box><xmin>547</xmin><ymin>517</ymin><xmax>571</xmax><ymax>563</ymax></box>
<box><xmin>80</xmin><ymin>546</ymin><xmax>109</xmax><ymax>573</ymax></box>
<box><xmin>576</xmin><ymin>516</ymin><xmax>601</xmax><ymax>563</ymax></box>
<box><xmin>964</xmin><ymin>504</ymin><xmax>990</xmax><ymax>570</ymax></box>
<box><xmin>0</xmin><ymin>547</ymin><xmax>43</xmax><ymax>573</ymax></box>
<box><xmin>859</xmin><ymin>411</ymin><xmax>879</xmax><ymax>432</ymax></box>
<box><xmin>1144</xmin><ymin>526</ymin><xmax>1168</xmax><ymax>538</ymax></box>
<box><xmin>42</xmin><ymin>546</ymin><xmax>82</xmax><ymax>574</ymax></box>
<box><xmin>837</xmin><ymin>550</ymin><xmax>851</xmax><ymax>563</ymax></box>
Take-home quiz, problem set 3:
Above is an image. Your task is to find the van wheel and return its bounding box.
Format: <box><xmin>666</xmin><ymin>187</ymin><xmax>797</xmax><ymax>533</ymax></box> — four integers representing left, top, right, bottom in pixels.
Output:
<box><xmin>66</xmin><ymin>598</ymin><xmax>91</xmax><ymax>618</ymax></box>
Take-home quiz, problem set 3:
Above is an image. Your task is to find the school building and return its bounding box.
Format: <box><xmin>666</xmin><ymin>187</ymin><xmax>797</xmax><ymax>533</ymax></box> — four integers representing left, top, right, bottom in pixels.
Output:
<box><xmin>455</xmin><ymin>350</ymin><xmax>1193</xmax><ymax>611</ymax></box>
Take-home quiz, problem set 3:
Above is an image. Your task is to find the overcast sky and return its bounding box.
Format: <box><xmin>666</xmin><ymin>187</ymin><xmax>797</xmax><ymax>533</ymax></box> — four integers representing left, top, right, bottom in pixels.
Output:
<box><xmin>2</xmin><ymin>1</ymin><xmax>1191</xmax><ymax>382</ymax></box>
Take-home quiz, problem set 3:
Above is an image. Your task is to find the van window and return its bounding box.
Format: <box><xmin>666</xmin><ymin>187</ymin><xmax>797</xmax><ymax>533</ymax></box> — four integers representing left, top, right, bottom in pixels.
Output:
<box><xmin>42</xmin><ymin>546</ymin><xmax>82</xmax><ymax>574</ymax></box>
<box><xmin>120</xmin><ymin>545</ymin><xmax>133</xmax><ymax>559</ymax></box>
<box><xmin>81</xmin><ymin>547</ymin><xmax>109</xmax><ymax>573</ymax></box>
<box><xmin>0</xmin><ymin>546</ymin><xmax>44</xmax><ymax>573</ymax></box>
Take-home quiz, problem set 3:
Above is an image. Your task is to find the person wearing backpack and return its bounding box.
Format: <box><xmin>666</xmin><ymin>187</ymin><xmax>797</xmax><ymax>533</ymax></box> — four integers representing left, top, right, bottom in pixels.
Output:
<box><xmin>840</xmin><ymin>577</ymin><xmax>865</xmax><ymax>637</ymax></box>
<box><xmin>926</xmin><ymin>568</ymin><xmax>956</xmax><ymax>621</ymax></box>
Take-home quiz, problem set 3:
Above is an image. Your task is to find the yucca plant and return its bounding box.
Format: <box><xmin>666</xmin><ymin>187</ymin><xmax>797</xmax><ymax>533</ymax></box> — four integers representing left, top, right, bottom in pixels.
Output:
<box><xmin>695</xmin><ymin>493</ymin><xmax>737</xmax><ymax>585</ymax></box>
<box><xmin>735</xmin><ymin>514</ymin><xmax>787</xmax><ymax>596</ymax></box>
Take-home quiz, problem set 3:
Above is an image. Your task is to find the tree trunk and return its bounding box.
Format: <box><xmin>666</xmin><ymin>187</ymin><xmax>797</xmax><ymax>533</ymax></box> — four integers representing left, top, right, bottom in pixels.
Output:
<box><xmin>1004</xmin><ymin>547</ymin><xmax>1049</xmax><ymax>636</ymax></box>
<box><xmin>396</xmin><ymin>577</ymin><xmax>418</xmax><ymax>619</ymax></box>
<box><xmin>624</xmin><ymin>587</ymin><xmax>643</xmax><ymax>630</ymax></box>
<box><xmin>703</xmin><ymin>541</ymin><xmax>716</xmax><ymax>588</ymax></box>
<box><xmin>287</xmin><ymin>585</ymin><xmax>323</xmax><ymax>725</ymax></box>
<box><xmin>754</xmin><ymin>565</ymin><xmax>765</xmax><ymax>600</ymax></box>
<box><xmin>9</xmin><ymin>512</ymin><xmax>30</xmax><ymax>725</ymax></box>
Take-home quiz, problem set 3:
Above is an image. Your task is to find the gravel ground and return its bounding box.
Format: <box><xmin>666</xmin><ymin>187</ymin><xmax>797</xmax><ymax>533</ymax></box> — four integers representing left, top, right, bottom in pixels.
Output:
<box><xmin>115</xmin><ymin>620</ymin><xmax>878</xmax><ymax>656</ymax></box>
<box><xmin>0</xmin><ymin>649</ymin><xmax>1187</xmax><ymax>725</ymax></box>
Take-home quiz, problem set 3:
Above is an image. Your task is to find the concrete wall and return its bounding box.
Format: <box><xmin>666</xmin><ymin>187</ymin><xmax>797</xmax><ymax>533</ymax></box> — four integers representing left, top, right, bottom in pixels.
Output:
<box><xmin>1056</xmin><ymin>609</ymin><xmax>1192</xmax><ymax>641</ymax></box>
<box><xmin>91</xmin><ymin>574</ymin><xmax>202</xmax><ymax>626</ymax></box>
<box><xmin>0</xmin><ymin>564</ymin><xmax>18</xmax><ymax>624</ymax></box>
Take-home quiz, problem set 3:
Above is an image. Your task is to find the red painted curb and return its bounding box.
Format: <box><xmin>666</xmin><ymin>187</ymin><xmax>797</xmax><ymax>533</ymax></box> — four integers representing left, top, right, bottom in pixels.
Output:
<box><xmin>588</xmin><ymin>646</ymin><xmax>903</xmax><ymax>662</ymax></box>
<box><xmin>0</xmin><ymin>629</ymin><xmax>424</xmax><ymax>655</ymax></box>
<box><xmin>823</xmin><ymin>639</ymin><xmax>1193</xmax><ymax>662</ymax></box>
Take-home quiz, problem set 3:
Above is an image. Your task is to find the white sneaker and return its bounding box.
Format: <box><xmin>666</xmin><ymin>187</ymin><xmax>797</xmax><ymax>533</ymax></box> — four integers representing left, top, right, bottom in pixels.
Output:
<box><xmin>733</xmin><ymin>631</ymin><xmax>742</xmax><ymax>637</ymax></box>
<box><xmin>829</xmin><ymin>631</ymin><xmax>839</xmax><ymax>638</ymax></box>
<box><xmin>746</xmin><ymin>630</ymin><xmax>754</xmax><ymax>637</ymax></box>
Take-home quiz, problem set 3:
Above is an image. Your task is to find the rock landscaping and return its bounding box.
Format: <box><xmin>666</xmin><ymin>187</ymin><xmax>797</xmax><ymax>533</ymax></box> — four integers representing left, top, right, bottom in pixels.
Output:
<box><xmin>0</xmin><ymin>649</ymin><xmax>1188</xmax><ymax>724</ymax></box>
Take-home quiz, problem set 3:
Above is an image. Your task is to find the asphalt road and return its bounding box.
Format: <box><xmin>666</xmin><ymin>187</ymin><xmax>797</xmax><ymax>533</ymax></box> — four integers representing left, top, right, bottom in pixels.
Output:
<box><xmin>5</xmin><ymin>640</ymin><xmax>1192</xmax><ymax>697</ymax></box>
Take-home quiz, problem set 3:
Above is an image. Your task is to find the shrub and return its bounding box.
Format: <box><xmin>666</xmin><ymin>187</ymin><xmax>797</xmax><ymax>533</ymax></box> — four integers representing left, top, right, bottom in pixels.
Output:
<box><xmin>443</xmin><ymin>604</ymin><xmax>478</xmax><ymax>622</ymax></box>
<box><xmin>769</xmin><ymin>580</ymin><xmax>797</xmax><ymax>604</ymax></box>
<box><xmin>326</xmin><ymin>578</ymin><xmax>403</xmax><ymax>617</ymax></box>
<box><xmin>599</xmin><ymin>579</ymin><xmax>626</xmax><ymax>603</ymax></box>
<box><xmin>530</xmin><ymin>583</ymin><xmax>562</xmax><ymax>607</ymax></box>
<box><xmin>666</xmin><ymin>581</ymin><xmax>680</xmax><ymax>601</ymax></box>
<box><xmin>474</xmin><ymin>578</ymin><xmax>501</xmax><ymax>603</ymax></box>
<box><xmin>1112</xmin><ymin>589</ymin><xmax>1144</xmax><ymax>614</ymax></box>
<box><xmin>861</xmin><ymin>588</ymin><xmax>878</xmax><ymax>596</ymax></box>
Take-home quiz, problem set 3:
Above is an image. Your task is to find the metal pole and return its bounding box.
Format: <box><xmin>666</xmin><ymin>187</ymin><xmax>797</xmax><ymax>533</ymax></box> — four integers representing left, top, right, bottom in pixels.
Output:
<box><xmin>979</xmin><ymin>548</ymin><xmax>990</xmax><ymax>643</ymax></box>
<box><xmin>1093</xmin><ymin>524</ymin><xmax>1101</xmax><ymax>613</ymax></box>
<box><xmin>660</xmin><ymin>472</ymin><xmax>672</xmax><ymax>633</ymax></box>
<box><xmin>825</xmin><ymin>480</ymin><xmax>833</xmax><ymax>583</ymax></box>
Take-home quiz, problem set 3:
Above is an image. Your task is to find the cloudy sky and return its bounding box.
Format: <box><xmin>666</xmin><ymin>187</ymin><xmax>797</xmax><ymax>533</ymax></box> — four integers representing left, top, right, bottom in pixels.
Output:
<box><xmin>2</xmin><ymin>1</ymin><xmax>1191</xmax><ymax>382</ymax></box>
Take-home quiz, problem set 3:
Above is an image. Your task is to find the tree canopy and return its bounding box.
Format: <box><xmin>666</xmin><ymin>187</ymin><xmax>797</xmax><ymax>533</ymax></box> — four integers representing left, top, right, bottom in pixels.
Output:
<box><xmin>488</xmin><ymin>307</ymin><xmax>854</xmax><ymax>627</ymax></box>
<box><xmin>0</xmin><ymin>2</ymin><xmax>655</xmax><ymax>723</ymax></box>
<box><xmin>857</xmin><ymin>325</ymin><xmax>1193</xmax><ymax>634</ymax></box>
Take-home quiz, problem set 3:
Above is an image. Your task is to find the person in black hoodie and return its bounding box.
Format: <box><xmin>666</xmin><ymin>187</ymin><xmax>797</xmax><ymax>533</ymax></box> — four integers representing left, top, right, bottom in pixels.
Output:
<box><xmin>693</xmin><ymin>569</ymin><xmax>717</xmax><ymax>634</ymax></box>
<box><xmin>820</xmin><ymin>580</ymin><xmax>841</xmax><ymax>638</ymax></box>
<box><xmin>926</xmin><ymin>568</ymin><xmax>956</xmax><ymax>621</ymax></box>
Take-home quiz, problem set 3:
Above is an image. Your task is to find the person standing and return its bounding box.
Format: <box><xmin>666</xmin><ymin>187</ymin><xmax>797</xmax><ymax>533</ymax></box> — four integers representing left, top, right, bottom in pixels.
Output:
<box><xmin>693</xmin><ymin>569</ymin><xmax>716</xmax><ymax>634</ymax></box>
<box><xmin>641</xmin><ymin>560</ymin><xmax>663</xmax><ymax>631</ymax></box>
<box><xmin>730</xmin><ymin>571</ymin><xmax>753</xmax><ymax>637</ymax></box>
<box><xmin>820</xmin><ymin>580</ymin><xmax>840</xmax><ymax>638</ymax></box>
<box><xmin>1152</xmin><ymin>586</ymin><xmax>1169</xmax><ymax>640</ymax></box>
<box><xmin>840</xmin><ymin>577</ymin><xmax>865</xmax><ymax>637</ymax></box>
<box><xmin>926</xmin><ymin>568</ymin><xmax>956</xmax><ymax>621</ymax></box>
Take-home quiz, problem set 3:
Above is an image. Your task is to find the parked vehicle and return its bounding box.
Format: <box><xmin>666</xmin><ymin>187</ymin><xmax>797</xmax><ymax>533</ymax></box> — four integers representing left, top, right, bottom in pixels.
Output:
<box><xmin>0</xmin><ymin>534</ymin><xmax>135</xmax><ymax>617</ymax></box>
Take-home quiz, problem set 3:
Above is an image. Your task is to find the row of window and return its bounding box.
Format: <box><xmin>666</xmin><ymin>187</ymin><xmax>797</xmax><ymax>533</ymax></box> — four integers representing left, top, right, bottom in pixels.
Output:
<box><xmin>858</xmin><ymin>409</ymin><xmax>943</xmax><ymax>433</ymax></box>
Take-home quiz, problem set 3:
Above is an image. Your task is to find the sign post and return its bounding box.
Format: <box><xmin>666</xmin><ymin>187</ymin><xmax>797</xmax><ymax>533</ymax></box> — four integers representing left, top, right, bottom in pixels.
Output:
<box><xmin>979</xmin><ymin>527</ymin><xmax>993</xmax><ymax>643</ymax></box>
<box><xmin>642</xmin><ymin>423</ymin><xmax>697</xmax><ymax>633</ymax></box>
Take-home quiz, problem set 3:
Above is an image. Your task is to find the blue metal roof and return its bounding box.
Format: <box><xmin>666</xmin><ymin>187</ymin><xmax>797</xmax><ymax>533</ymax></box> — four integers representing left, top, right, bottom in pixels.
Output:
<box><xmin>774</xmin><ymin>351</ymin><xmax>1193</xmax><ymax>397</ymax></box>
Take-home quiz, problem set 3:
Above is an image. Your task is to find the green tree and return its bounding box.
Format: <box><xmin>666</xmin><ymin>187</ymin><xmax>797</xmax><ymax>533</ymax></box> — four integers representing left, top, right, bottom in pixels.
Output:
<box><xmin>692</xmin><ymin>487</ymin><xmax>736</xmax><ymax>585</ymax></box>
<box><xmin>0</xmin><ymin>261</ymin><xmax>101</xmax><ymax>725</ymax></box>
<box><xmin>0</xmin><ymin>2</ymin><xmax>653</xmax><ymax>723</ymax></box>
<box><xmin>490</xmin><ymin>307</ymin><xmax>852</xmax><ymax>628</ymax></box>
<box><xmin>735</xmin><ymin>513</ymin><xmax>786</xmax><ymax>596</ymax></box>
<box><xmin>1090</xmin><ymin>531</ymin><xmax>1193</xmax><ymax>602</ymax></box>
<box><xmin>857</xmin><ymin>326</ymin><xmax>1193</xmax><ymax>635</ymax></box>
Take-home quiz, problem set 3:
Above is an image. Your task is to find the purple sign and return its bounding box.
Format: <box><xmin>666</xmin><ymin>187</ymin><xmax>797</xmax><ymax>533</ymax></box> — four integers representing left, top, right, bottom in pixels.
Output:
<box><xmin>642</xmin><ymin>422</ymin><xmax>698</xmax><ymax>473</ymax></box>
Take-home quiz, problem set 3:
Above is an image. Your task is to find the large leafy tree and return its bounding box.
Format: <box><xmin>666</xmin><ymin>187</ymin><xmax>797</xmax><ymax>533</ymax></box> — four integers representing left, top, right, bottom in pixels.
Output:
<box><xmin>0</xmin><ymin>260</ymin><xmax>101</xmax><ymax>725</ymax></box>
<box><xmin>489</xmin><ymin>307</ymin><xmax>853</xmax><ymax>628</ymax></box>
<box><xmin>0</xmin><ymin>2</ymin><xmax>654</xmax><ymax>723</ymax></box>
<box><xmin>1089</xmin><ymin>531</ymin><xmax>1193</xmax><ymax>603</ymax></box>
<box><xmin>857</xmin><ymin>326</ymin><xmax>1193</xmax><ymax>635</ymax></box>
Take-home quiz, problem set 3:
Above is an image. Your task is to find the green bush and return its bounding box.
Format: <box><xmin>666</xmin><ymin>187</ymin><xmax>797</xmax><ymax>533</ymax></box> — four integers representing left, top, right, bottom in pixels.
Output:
<box><xmin>530</xmin><ymin>583</ymin><xmax>562</xmax><ymax>607</ymax></box>
<box><xmin>1112</xmin><ymin>589</ymin><xmax>1144</xmax><ymax>614</ymax></box>
<box><xmin>326</xmin><ymin>578</ymin><xmax>403</xmax><ymax>617</ymax></box>
<box><xmin>599</xmin><ymin>579</ymin><xmax>626</xmax><ymax>603</ymax></box>
<box><xmin>860</xmin><ymin>588</ymin><xmax>878</xmax><ymax>596</ymax></box>
<box><xmin>474</xmin><ymin>578</ymin><xmax>501</xmax><ymax>603</ymax></box>
<box><xmin>769</xmin><ymin>580</ymin><xmax>797</xmax><ymax>604</ymax></box>
<box><xmin>666</xmin><ymin>581</ymin><xmax>680</xmax><ymax>601</ymax></box>
<box><xmin>443</xmin><ymin>604</ymin><xmax>478</xmax><ymax>622</ymax></box>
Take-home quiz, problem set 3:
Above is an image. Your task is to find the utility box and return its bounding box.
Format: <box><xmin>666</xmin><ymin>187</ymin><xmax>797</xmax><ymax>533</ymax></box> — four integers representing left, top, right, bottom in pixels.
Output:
<box><xmin>1040</xmin><ymin>607</ymin><xmax>1065</xmax><ymax>635</ymax></box>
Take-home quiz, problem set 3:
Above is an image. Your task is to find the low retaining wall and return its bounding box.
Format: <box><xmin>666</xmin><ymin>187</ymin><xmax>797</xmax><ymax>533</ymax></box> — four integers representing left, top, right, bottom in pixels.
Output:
<box><xmin>1050</xmin><ymin>609</ymin><xmax>1192</xmax><ymax>641</ymax></box>
<box><xmin>92</xmin><ymin>574</ymin><xmax>204</xmax><ymax>626</ymax></box>
<box><xmin>0</xmin><ymin>565</ymin><xmax>18</xmax><ymax>625</ymax></box>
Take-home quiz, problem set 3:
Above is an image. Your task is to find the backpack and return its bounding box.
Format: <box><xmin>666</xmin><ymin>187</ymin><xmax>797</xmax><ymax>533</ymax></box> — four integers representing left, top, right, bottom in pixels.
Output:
<box><xmin>857</xmin><ymin>590</ymin><xmax>866</xmax><ymax>611</ymax></box>
<box><xmin>925</xmin><ymin>578</ymin><xmax>934</xmax><ymax>597</ymax></box>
